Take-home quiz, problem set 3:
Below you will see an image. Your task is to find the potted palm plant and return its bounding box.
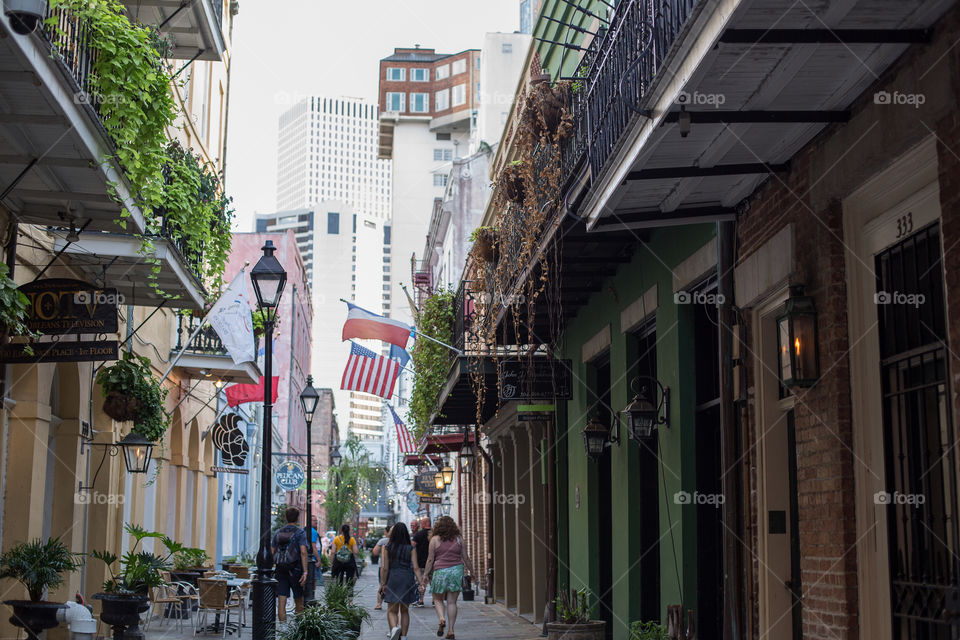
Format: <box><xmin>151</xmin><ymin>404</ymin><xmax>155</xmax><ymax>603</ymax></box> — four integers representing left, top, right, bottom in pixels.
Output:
<box><xmin>0</xmin><ymin>537</ymin><xmax>80</xmax><ymax>640</ymax></box>
<box><xmin>90</xmin><ymin>524</ymin><xmax>185</xmax><ymax>639</ymax></box>
<box><xmin>546</xmin><ymin>589</ymin><xmax>605</xmax><ymax>640</ymax></box>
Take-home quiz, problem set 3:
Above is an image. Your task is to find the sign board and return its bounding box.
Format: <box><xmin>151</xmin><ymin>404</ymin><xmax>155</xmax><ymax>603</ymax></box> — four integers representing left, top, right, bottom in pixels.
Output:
<box><xmin>499</xmin><ymin>359</ymin><xmax>572</xmax><ymax>402</ymax></box>
<box><xmin>419</xmin><ymin>496</ymin><xmax>442</xmax><ymax>505</ymax></box>
<box><xmin>212</xmin><ymin>413</ymin><xmax>249</xmax><ymax>467</ymax></box>
<box><xmin>298</xmin><ymin>477</ymin><xmax>327</xmax><ymax>491</ymax></box>
<box><xmin>20</xmin><ymin>279</ymin><xmax>119</xmax><ymax>335</ymax></box>
<box><xmin>0</xmin><ymin>340</ymin><xmax>118</xmax><ymax>364</ymax></box>
<box><xmin>518</xmin><ymin>404</ymin><xmax>556</xmax><ymax>421</ymax></box>
<box><xmin>212</xmin><ymin>466</ymin><xmax>249</xmax><ymax>475</ymax></box>
<box><xmin>275</xmin><ymin>461</ymin><xmax>305</xmax><ymax>491</ymax></box>
<box><xmin>414</xmin><ymin>471</ymin><xmax>442</xmax><ymax>494</ymax></box>
<box><xmin>406</xmin><ymin>490</ymin><xmax>420</xmax><ymax>514</ymax></box>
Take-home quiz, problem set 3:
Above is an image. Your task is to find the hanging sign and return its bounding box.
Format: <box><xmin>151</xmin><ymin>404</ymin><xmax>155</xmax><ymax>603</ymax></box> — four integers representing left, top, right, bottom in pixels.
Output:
<box><xmin>414</xmin><ymin>471</ymin><xmax>442</xmax><ymax>494</ymax></box>
<box><xmin>298</xmin><ymin>477</ymin><xmax>327</xmax><ymax>491</ymax></box>
<box><xmin>275</xmin><ymin>460</ymin><xmax>305</xmax><ymax>491</ymax></box>
<box><xmin>406</xmin><ymin>490</ymin><xmax>420</xmax><ymax>514</ymax></box>
<box><xmin>19</xmin><ymin>279</ymin><xmax>120</xmax><ymax>334</ymax></box>
<box><xmin>499</xmin><ymin>359</ymin><xmax>572</xmax><ymax>402</ymax></box>
<box><xmin>211</xmin><ymin>413</ymin><xmax>250</xmax><ymax>466</ymax></box>
<box><xmin>211</xmin><ymin>466</ymin><xmax>249</xmax><ymax>475</ymax></box>
<box><xmin>419</xmin><ymin>496</ymin><xmax>442</xmax><ymax>505</ymax></box>
<box><xmin>0</xmin><ymin>340</ymin><xmax>118</xmax><ymax>364</ymax></box>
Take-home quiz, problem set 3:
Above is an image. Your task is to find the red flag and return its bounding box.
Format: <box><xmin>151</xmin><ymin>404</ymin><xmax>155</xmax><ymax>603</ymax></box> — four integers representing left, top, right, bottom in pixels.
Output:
<box><xmin>226</xmin><ymin>376</ymin><xmax>278</xmax><ymax>407</ymax></box>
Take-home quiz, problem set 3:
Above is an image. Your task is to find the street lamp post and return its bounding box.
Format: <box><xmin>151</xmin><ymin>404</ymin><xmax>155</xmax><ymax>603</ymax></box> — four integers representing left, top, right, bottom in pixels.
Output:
<box><xmin>250</xmin><ymin>240</ymin><xmax>286</xmax><ymax>640</ymax></box>
<box><xmin>299</xmin><ymin>376</ymin><xmax>320</xmax><ymax>603</ymax></box>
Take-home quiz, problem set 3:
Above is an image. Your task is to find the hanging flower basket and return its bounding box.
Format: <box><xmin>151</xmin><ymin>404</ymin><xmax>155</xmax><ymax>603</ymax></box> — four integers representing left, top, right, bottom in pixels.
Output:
<box><xmin>501</xmin><ymin>163</ymin><xmax>526</xmax><ymax>204</ymax></box>
<box><xmin>472</xmin><ymin>228</ymin><xmax>499</xmax><ymax>263</ymax></box>
<box><xmin>102</xmin><ymin>391</ymin><xmax>139</xmax><ymax>422</ymax></box>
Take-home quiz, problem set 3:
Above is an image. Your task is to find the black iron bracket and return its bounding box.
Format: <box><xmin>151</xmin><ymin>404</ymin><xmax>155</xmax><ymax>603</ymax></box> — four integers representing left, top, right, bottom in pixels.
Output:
<box><xmin>77</xmin><ymin>441</ymin><xmax>120</xmax><ymax>493</ymax></box>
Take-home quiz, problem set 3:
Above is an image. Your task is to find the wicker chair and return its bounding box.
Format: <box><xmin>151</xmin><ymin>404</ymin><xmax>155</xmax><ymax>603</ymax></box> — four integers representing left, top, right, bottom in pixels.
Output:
<box><xmin>145</xmin><ymin>582</ymin><xmax>185</xmax><ymax>632</ymax></box>
<box><xmin>195</xmin><ymin>578</ymin><xmax>240</xmax><ymax>638</ymax></box>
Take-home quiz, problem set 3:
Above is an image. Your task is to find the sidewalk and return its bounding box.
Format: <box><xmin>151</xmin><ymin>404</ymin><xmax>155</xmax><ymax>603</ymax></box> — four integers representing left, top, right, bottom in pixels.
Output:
<box><xmin>356</xmin><ymin>560</ymin><xmax>543</xmax><ymax>640</ymax></box>
<box><xmin>144</xmin><ymin>561</ymin><xmax>543</xmax><ymax>640</ymax></box>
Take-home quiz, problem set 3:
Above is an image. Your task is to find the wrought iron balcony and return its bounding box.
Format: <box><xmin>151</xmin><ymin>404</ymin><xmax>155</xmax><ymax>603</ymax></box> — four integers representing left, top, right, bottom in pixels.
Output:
<box><xmin>176</xmin><ymin>314</ymin><xmax>228</xmax><ymax>356</ymax></box>
<box><xmin>44</xmin><ymin>6</ymin><xmax>104</xmax><ymax>125</ymax></box>
<box><xmin>559</xmin><ymin>0</ymin><xmax>699</xmax><ymax>194</ymax></box>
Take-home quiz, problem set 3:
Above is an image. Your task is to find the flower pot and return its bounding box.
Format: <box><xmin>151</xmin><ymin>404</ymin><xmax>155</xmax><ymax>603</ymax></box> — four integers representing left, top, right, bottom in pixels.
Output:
<box><xmin>502</xmin><ymin>169</ymin><xmax>525</xmax><ymax>204</ymax></box>
<box><xmin>474</xmin><ymin>231</ymin><xmax>498</xmax><ymax>262</ymax></box>
<box><xmin>102</xmin><ymin>391</ymin><xmax>139</xmax><ymax>422</ymax></box>
<box><xmin>546</xmin><ymin>621</ymin><xmax>606</xmax><ymax>640</ymax></box>
<box><xmin>3</xmin><ymin>601</ymin><xmax>65</xmax><ymax>640</ymax></box>
<box><xmin>94</xmin><ymin>593</ymin><xmax>150</xmax><ymax>640</ymax></box>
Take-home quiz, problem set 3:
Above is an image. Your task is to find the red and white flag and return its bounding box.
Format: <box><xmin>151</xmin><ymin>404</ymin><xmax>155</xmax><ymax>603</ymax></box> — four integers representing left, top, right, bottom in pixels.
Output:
<box><xmin>341</xmin><ymin>302</ymin><xmax>412</xmax><ymax>349</ymax></box>
<box><xmin>340</xmin><ymin>342</ymin><xmax>400</xmax><ymax>399</ymax></box>
<box><xmin>389</xmin><ymin>405</ymin><xmax>419</xmax><ymax>454</ymax></box>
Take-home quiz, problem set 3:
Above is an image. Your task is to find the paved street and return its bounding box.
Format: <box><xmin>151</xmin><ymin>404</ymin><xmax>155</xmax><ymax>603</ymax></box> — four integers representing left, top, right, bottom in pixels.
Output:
<box><xmin>145</xmin><ymin>561</ymin><xmax>543</xmax><ymax>640</ymax></box>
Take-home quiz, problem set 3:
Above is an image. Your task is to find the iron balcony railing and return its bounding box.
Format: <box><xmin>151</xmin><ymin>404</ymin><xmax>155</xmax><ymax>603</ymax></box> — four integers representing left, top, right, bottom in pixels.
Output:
<box><xmin>44</xmin><ymin>6</ymin><xmax>103</xmax><ymax>121</ymax></box>
<box><xmin>175</xmin><ymin>314</ymin><xmax>229</xmax><ymax>355</ymax></box>
<box><xmin>559</xmin><ymin>0</ymin><xmax>698</xmax><ymax>193</ymax></box>
<box><xmin>160</xmin><ymin>210</ymin><xmax>207</xmax><ymax>284</ymax></box>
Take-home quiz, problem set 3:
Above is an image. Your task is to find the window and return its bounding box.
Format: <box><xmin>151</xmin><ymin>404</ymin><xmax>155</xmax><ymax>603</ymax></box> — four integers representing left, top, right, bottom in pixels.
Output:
<box><xmin>502</xmin><ymin>43</ymin><xmax>513</xmax><ymax>54</ymax></box>
<box><xmin>452</xmin><ymin>59</ymin><xmax>466</xmax><ymax>75</ymax></box>
<box><xmin>410</xmin><ymin>93</ymin><xmax>429</xmax><ymax>113</ymax></box>
<box><xmin>411</xmin><ymin>68</ymin><xmax>429</xmax><ymax>82</ymax></box>
<box><xmin>433</xmin><ymin>174</ymin><xmax>448</xmax><ymax>187</ymax></box>
<box><xmin>327</xmin><ymin>212</ymin><xmax>339</xmax><ymax>234</ymax></box>
<box><xmin>386</xmin><ymin>67</ymin><xmax>405</xmax><ymax>81</ymax></box>
<box><xmin>386</xmin><ymin>92</ymin><xmax>405</xmax><ymax>112</ymax></box>
<box><xmin>433</xmin><ymin>148</ymin><xmax>453</xmax><ymax>162</ymax></box>
<box><xmin>452</xmin><ymin>84</ymin><xmax>466</xmax><ymax>107</ymax></box>
<box><xmin>384</xmin><ymin>226</ymin><xmax>391</xmax><ymax>245</ymax></box>
<box><xmin>436</xmin><ymin>132</ymin><xmax>451</xmax><ymax>141</ymax></box>
<box><xmin>435</xmin><ymin>64</ymin><xmax>449</xmax><ymax>80</ymax></box>
<box><xmin>435</xmin><ymin>89</ymin><xmax>449</xmax><ymax>111</ymax></box>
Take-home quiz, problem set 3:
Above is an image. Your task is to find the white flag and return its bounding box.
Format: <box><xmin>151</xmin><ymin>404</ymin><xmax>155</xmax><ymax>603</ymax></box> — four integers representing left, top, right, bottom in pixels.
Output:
<box><xmin>206</xmin><ymin>273</ymin><xmax>256</xmax><ymax>365</ymax></box>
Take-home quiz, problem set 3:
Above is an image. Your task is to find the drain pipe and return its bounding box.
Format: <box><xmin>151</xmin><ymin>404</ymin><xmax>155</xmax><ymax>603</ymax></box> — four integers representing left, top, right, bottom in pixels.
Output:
<box><xmin>718</xmin><ymin>220</ymin><xmax>743</xmax><ymax>640</ymax></box>
<box><xmin>57</xmin><ymin>601</ymin><xmax>97</xmax><ymax>640</ymax></box>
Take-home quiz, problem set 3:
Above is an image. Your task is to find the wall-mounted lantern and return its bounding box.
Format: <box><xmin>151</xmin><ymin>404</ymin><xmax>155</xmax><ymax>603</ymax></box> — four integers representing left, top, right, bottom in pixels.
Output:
<box><xmin>582</xmin><ymin>417</ymin><xmax>611</xmax><ymax>460</ymax></box>
<box><xmin>621</xmin><ymin>377</ymin><xmax>670</xmax><ymax>441</ymax></box>
<box><xmin>777</xmin><ymin>285</ymin><xmax>820</xmax><ymax>388</ymax></box>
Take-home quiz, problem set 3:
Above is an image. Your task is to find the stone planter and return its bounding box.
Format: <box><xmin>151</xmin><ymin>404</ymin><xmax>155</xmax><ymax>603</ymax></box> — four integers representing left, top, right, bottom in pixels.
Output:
<box><xmin>3</xmin><ymin>601</ymin><xmax>65</xmax><ymax>640</ymax></box>
<box><xmin>546</xmin><ymin>621</ymin><xmax>606</xmax><ymax>640</ymax></box>
<box><xmin>94</xmin><ymin>593</ymin><xmax>149</xmax><ymax>640</ymax></box>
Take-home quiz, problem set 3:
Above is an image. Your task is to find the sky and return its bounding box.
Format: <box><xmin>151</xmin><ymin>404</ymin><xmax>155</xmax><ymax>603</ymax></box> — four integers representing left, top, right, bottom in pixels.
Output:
<box><xmin>224</xmin><ymin>0</ymin><xmax>520</xmax><ymax>231</ymax></box>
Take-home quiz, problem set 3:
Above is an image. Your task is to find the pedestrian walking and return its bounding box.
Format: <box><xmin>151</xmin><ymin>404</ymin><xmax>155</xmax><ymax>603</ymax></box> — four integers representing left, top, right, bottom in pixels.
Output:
<box><xmin>411</xmin><ymin>516</ymin><xmax>431</xmax><ymax>606</ymax></box>
<box><xmin>271</xmin><ymin>507</ymin><xmax>309</xmax><ymax>622</ymax></box>
<box><xmin>379</xmin><ymin>522</ymin><xmax>423</xmax><ymax>640</ymax></box>
<box><xmin>329</xmin><ymin>523</ymin><xmax>360</xmax><ymax>583</ymax></box>
<box><xmin>373</xmin><ymin>526</ymin><xmax>392</xmax><ymax>610</ymax></box>
<box><xmin>422</xmin><ymin>516</ymin><xmax>474</xmax><ymax>640</ymax></box>
<box><xmin>309</xmin><ymin>515</ymin><xmax>324</xmax><ymax>588</ymax></box>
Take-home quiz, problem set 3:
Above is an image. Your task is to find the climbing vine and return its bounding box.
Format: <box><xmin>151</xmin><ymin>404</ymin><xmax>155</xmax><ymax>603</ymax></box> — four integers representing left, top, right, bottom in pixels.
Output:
<box><xmin>47</xmin><ymin>0</ymin><xmax>233</xmax><ymax>293</ymax></box>
<box><xmin>410</xmin><ymin>290</ymin><xmax>455</xmax><ymax>440</ymax></box>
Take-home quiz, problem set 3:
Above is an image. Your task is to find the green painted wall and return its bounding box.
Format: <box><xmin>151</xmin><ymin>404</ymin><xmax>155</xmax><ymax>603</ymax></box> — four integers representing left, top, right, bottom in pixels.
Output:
<box><xmin>557</xmin><ymin>224</ymin><xmax>716</xmax><ymax>639</ymax></box>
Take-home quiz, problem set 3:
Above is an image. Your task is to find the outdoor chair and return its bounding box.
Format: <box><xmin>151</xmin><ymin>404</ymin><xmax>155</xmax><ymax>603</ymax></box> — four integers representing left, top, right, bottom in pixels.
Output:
<box><xmin>145</xmin><ymin>582</ymin><xmax>186</xmax><ymax>632</ymax></box>
<box><xmin>195</xmin><ymin>578</ymin><xmax>240</xmax><ymax>638</ymax></box>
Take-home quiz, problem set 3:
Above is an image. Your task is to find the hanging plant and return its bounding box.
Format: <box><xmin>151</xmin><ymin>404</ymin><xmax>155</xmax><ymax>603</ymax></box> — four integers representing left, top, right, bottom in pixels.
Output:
<box><xmin>501</xmin><ymin>161</ymin><xmax>526</xmax><ymax>204</ymax></box>
<box><xmin>47</xmin><ymin>0</ymin><xmax>234</xmax><ymax>295</ymax></box>
<box><xmin>470</xmin><ymin>226</ymin><xmax>499</xmax><ymax>263</ymax></box>
<box><xmin>0</xmin><ymin>263</ymin><xmax>33</xmax><ymax>346</ymax></box>
<box><xmin>409</xmin><ymin>290</ymin><xmax>455</xmax><ymax>439</ymax></box>
<box><xmin>527</xmin><ymin>79</ymin><xmax>569</xmax><ymax>139</ymax></box>
<box><xmin>95</xmin><ymin>352</ymin><xmax>169</xmax><ymax>442</ymax></box>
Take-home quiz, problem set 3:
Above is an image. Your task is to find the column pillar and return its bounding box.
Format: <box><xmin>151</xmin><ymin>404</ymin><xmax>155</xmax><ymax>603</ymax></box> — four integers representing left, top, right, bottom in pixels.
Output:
<box><xmin>528</xmin><ymin>423</ymin><xmax>547</xmax><ymax>623</ymax></box>
<box><xmin>514</xmin><ymin>430</ymin><xmax>533</xmax><ymax>617</ymax></box>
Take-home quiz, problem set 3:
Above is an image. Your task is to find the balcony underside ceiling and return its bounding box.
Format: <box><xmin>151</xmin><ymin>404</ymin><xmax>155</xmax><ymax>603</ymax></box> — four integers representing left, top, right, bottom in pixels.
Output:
<box><xmin>121</xmin><ymin>1</ymin><xmax>226</xmax><ymax>61</ymax></box>
<box><xmin>433</xmin><ymin>356</ymin><xmax>500</xmax><ymax>426</ymax></box>
<box><xmin>582</xmin><ymin>0</ymin><xmax>955</xmax><ymax>229</ymax></box>
<box><xmin>173</xmin><ymin>352</ymin><xmax>260</xmax><ymax>385</ymax></box>
<box><xmin>0</xmin><ymin>23</ymin><xmax>146</xmax><ymax>234</ymax></box>
<box><xmin>52</xmin><ymin>234</ymin><xmax>205</xmax><ymax>309</ymax></box>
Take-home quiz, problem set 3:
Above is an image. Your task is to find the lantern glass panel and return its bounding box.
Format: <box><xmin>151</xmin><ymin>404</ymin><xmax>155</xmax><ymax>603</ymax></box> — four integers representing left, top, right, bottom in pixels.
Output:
<box><xmin>778</xmin><ymin>316</ymin><xmax>793</xmax><ymax>383</ymax></box>
<box><xmin>123</xmin><ymin>441</ymin><xmax>152</xmax><ymax>473</ymax></box>
<box><xmin>434</xmin><ymin>473</ymin><xmax>445</xmax><ymax>490</ymax></box>
<box><xmin>793</xmin><ymin>314</ymin><xmax>817</xmax><ymax>383</ymax></box>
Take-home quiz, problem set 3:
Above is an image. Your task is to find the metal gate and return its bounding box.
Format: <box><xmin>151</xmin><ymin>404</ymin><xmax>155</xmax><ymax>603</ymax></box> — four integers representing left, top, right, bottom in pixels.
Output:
<box><xmin>875</xmin><ymin>222</ymin><xmax>960</xmax><ymax>638</ymax></box>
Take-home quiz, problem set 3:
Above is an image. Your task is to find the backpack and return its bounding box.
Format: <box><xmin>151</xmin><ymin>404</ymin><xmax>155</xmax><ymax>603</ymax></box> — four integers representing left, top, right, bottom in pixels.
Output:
<box><xmin>335</xmin><ymin>537</ymin><xmax>353</xmax><ymax>563</ymax></box>
<box><xmin>275</xmin><ymin>526</ymin><xmax>301</xmax><ymax>573</ymax></box>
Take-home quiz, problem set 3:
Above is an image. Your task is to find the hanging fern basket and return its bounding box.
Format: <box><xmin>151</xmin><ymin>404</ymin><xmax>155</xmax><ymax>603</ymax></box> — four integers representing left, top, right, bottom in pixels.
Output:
<box><xmin>102</xmin><ymin>391</ymin><xmax>140</xmax><ymax>423</ymax></box>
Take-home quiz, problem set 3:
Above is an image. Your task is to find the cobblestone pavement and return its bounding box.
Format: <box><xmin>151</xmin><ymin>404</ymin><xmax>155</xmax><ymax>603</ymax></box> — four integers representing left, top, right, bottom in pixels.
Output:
<box><xmin>144</xmin><ymin>561</ymin><xmax>543</xmax><ymax>640</ymax></box>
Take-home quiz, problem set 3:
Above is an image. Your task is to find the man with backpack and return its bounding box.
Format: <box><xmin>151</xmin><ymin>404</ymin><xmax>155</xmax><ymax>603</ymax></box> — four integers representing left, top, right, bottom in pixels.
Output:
<box><xmin>271</xmin><ymin>507</ymin><xmax>309</xmax><ymax>621</ymax></box>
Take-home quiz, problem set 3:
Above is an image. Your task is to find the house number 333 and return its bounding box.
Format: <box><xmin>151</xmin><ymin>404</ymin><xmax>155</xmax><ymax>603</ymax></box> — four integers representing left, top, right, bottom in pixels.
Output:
<box><xmin>895</xmin><ymin>211</ymin><xmax>914</xmax><ymax>239</ymax></box>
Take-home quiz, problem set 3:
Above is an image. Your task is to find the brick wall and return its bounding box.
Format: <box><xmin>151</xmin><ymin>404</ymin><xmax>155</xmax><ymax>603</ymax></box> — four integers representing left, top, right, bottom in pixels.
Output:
<box><xmin>735</xmin><ymin>4</ymin><xmax>960</xmax><ymax>638</ymax></box>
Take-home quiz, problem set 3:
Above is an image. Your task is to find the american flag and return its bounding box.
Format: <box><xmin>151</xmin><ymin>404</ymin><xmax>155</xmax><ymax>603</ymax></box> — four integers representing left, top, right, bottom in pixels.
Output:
<box><xmin>340</xmin><ymin>342</ymin><xmax>400</xmax><ymax>399</ymax></box>
<box><xmin>388</xmin><ymin>405</ymin><xmax>419</xmax><ymax>454</ymax></box>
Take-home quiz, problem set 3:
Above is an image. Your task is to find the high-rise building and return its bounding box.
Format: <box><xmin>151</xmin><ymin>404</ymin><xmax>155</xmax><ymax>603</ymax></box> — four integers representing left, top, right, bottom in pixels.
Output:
<box><xmin>277</xmin><ymin>96</ymin><xmax>391</xmax><ymax>221</ymax></box>
<box><xmin>256</xmin><ymin>200</ymin><xmax>390</xmax><ymax>452</ymax></box>
<box><xmin>520</xmin><ymin>0</ymin><xmax>542</xmax><ymax>33</ymax></box>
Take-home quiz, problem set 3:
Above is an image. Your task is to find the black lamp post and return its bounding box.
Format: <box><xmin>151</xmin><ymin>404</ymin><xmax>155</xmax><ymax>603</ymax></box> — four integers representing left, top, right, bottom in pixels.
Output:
<box><xmin>299</xmin><ymin>376</ymin><xmax>319</xmax><ymax>603</ymax></box>
<box><xmin>250</xmin><ymin>240</ymin><xmax>286</xmax><ymax>640</ymax></box>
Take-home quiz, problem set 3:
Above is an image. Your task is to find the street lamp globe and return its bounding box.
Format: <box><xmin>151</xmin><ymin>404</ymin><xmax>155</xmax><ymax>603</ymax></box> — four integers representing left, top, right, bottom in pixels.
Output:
<box><xmin>330</xmin><ymin>446</ymin><xmax>342</xmax><ymax>467</ymax></box>
<box><xmin>250</xmin><ymin>240</ymin><xmax>287</xmax><ymax>312</ymax></box>
<box><xmin>300</xmin><ymin>375</ymin><xmax>319</xmax><ymax>424</ymax></box>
